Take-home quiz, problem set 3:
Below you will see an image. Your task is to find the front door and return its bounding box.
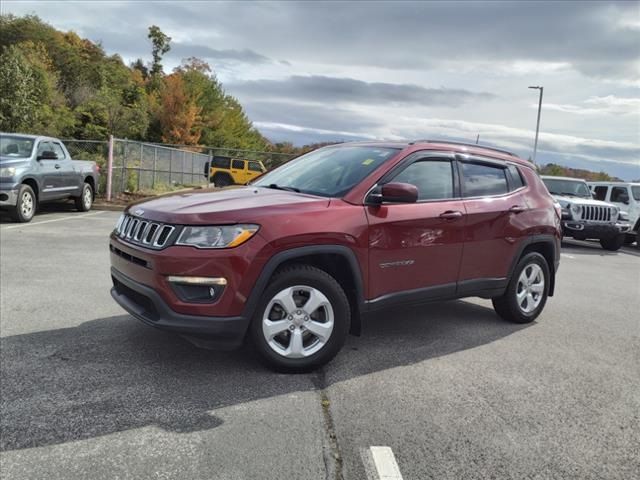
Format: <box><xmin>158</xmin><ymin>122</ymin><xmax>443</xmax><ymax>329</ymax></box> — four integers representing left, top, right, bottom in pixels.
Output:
<box><xmin>231</xmin><ymin>159</ymin><xmax>248</xmax><ymax>184</ymax></box>
<box><xmin>36</xmin><ymin>141</ymin><xmax>65</xmax><ymax>200</ymax></box>
<box><xmin>366</xmin><ymin>153</ymin><xmax>465</xmax><ymax>303</ymax></box>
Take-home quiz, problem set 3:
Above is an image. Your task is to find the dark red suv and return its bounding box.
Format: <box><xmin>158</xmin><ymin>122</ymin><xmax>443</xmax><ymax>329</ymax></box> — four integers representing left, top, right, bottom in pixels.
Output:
<box><xmin>110</xmin><ymin>140</ymin><xmax>561</xmax><ymax>371</ymax></box>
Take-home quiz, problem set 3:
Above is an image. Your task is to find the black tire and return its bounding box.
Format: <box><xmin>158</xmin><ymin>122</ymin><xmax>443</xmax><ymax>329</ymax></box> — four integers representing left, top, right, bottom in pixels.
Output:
<box><xmin>213</xmin><ymin>173</ymin><xmax>232</xmax><ymax>187</ymax></box>
<box><xmin>249</xmin><ymin>264</ymin><xmax>350</xmax><ymax>372</ymax></box>
<box><xmin>637</xmin><ymin>230</ymin><xmax>640</xmax><ymax>250</ymax></box>
<box><xmin>492</xmin><ymin>252</ymin><xmax>550</xmax><ymax>324</ymax></box>
<box><xmin>9</xmin><ymin>184</ymin><xmax>36</xmax><ymax>223</ymax></box>
<box><xmin>624</xmin><ymin>234</ymin><xmax>634</xmax><ymax>245</ymax></box>
<box><xmin>599</xmin><ymin>235</ymin><xmax>624</xmax><ymax>251</ymax></box>
<box><xmin>74</xmin><ymin>182</ymin><xmax>93</xmax><ymax>212</ymax></box>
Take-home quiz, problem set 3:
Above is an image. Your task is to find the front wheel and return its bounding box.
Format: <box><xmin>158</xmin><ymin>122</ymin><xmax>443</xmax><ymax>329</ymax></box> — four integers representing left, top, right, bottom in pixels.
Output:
<box><xmin>250</xmin><ymin>265</ymin><xmax>350</xmax><ymax>372</ymax></box>
<box><xmin>492</xmin><ymin>252</ymin><xmax>550</xmax><ymax>324</ymax></box>
<box><xmin>9</xmin><ymin>184</ymin><xmax>36</xmax><ymax>223</ymax></box>
<box><xmin>599</xmin><ymin>235</ymin><xmax>624</xmax><ymax>251</ymax></box>
<box><xmin>75</xmin><ymin>182</ymin><xmax>93</xmax><ymax>212</ymax></box>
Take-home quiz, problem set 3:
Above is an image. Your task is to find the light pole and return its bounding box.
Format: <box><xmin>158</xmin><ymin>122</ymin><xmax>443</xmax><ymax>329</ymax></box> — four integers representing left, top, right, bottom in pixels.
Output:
<box><xmin>528</xmin><ymin>86</ymin><xmax>544</xmax><ymax>164</ymax></box>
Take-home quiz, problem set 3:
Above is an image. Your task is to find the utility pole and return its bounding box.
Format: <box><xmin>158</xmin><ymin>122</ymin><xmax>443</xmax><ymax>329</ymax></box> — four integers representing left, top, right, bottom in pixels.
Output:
<box><xmin>528</xmin><ymin>86</ymin><xmax>544</xmax><ymax>164</ymax></box>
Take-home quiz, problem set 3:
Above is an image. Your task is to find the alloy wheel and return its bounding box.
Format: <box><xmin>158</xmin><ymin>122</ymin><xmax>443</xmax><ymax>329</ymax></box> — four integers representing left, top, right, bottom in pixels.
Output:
<box><xmin>516</xmin><ymin>263</ymin><xmax>545</xmax><ymax>313</ymax></box>
<box><xmin>262</xmin><ymin>285</ymin><xmax>334</xmax><ymax>359</ymax></box>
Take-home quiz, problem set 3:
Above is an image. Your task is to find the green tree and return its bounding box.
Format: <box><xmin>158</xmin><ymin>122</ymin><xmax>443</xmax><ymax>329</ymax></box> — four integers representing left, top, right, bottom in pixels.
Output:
<box><xmin>147</xmin><ymin>25</ymin><xmax>171</xmax><ymax>77</ymax></box>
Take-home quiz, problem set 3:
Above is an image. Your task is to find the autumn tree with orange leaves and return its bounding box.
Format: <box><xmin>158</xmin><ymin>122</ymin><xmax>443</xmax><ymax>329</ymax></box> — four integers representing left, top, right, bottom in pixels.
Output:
<box><xmin>157</xmin><ymin>73</ymin><xmax>202</xmax><ymax>145</ymax></box>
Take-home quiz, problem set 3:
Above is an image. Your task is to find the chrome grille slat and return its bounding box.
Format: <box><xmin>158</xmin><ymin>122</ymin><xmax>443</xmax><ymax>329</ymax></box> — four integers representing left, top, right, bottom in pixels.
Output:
<box><xmin>579</xmin><ymin>204</ymin><xmax>611</xmax><ymax>223</ymax></box>
<box><xmin>115</xmin><ymin>214</ymin><xmax>177</xmax><ymax>249</ymax></box>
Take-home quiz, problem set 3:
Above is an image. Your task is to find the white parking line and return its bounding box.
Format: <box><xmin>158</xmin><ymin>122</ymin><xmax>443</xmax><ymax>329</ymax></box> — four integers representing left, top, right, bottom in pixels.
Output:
<box><xmin>561</xmin><ymin>253</ymin><xmax>575</xmax><ymax>259</ymax></box>
<box><xmin>1</xmin><ymin>211</ymin><xmax>105</xmax><ymax>230</ymax></box>
<box><xmin>369</xmin><ymin>446</ymin><xmax>404</xmax><ymax>480</ymax></box>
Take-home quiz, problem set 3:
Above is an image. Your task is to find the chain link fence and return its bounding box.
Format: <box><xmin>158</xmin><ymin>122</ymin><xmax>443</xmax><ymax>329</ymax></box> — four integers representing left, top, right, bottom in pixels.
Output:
<box><xmin>61</xmin><ymin>138</ymin><xmax>297</xmax><ymax>199</ymax></box>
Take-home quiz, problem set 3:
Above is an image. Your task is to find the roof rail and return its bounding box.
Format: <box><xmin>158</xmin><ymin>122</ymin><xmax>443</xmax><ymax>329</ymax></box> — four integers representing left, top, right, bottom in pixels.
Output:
<box><xmin>411</xmin><ymin>139</ymin><xmax>517</xmax><ymax>157</ymax></box>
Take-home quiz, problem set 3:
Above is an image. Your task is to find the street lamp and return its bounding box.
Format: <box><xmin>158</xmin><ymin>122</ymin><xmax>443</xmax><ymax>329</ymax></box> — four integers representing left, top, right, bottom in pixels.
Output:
<box><xmin>528</xmin><ymin>86</ymin><xmax>544</xmax><ymax>164</ymax></box>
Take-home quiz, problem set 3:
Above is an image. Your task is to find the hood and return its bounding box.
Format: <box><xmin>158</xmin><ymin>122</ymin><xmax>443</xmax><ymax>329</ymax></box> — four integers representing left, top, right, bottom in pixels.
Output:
<box><xmin>551</xmin><ymin>194</ymin><xmax>614</xmax><ymax>207</ymax></box>
<box><xmin>0</xmin><ymin>157</ymin><xmax>31</xmax><ymax>167</ymax></box>
<box><xmin>126</xmin><ymin>186</ymin><xmax>331</xmax><ymax>224</ymax></box>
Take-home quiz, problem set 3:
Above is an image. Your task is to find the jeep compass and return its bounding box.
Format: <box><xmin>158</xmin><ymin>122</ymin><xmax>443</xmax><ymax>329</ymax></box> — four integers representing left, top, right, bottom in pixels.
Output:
<box><xmin>110</xmin><ymin>140</ymin><xmax>561</xmax><ymax>371</ymax></box>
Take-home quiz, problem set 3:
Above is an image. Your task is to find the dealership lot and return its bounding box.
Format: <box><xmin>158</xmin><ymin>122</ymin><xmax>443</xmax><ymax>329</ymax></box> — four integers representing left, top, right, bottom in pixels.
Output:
<box><xmin>1</xmin><ymin>210</ymin><xmax>638</xmax><ymax>480</ymax></box>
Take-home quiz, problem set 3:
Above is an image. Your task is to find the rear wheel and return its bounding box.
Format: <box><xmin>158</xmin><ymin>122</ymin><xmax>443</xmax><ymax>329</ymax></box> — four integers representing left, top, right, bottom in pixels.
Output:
<box><xmin>74</xmin><ymin>182</ymin><xmax>93</xmax><ymax>212</ymax></box>
<box><xmin>9</xmin><ymin>184</ymin><xmax>36</xmax><ymax>223</ymax></box>
<box><xmin>250</xmin><ymin>264</ymin><xmax>350</xmax><ymax>372</ymax></box>
<box><xmin>492</xmin><ymin>252</ymin><xmax>550</xmax><ymax>324</ymax></box>
<box><xmin>213</xmin><ymin>173</ymin><xmax>233</xmax><ymax>187</ymax></box>
<box><xmin>599</xmin><ymin>235</ymin><xmax>624</xmax><ymax>251</ymax></box>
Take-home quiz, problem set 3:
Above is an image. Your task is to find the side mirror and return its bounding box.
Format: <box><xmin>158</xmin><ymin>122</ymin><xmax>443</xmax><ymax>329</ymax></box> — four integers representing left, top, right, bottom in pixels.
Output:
<box><xmin>37</xmin><ymin>150</ymin><xmax>58</xmax><ymax>161</ymax></box>
<box><xmin>367</xmin><ymin>182</ymin><xmax>418</xmax><ymax>205</ymax></box>
<box><xmin>203</xmin><ymin>161</ymin><xmax>210</xmax><ymax>179</ymax></box>
<box><xmin>619</xmin><ymin>193</ymin><xmax>630</xmax><ymax>205</ymax></box>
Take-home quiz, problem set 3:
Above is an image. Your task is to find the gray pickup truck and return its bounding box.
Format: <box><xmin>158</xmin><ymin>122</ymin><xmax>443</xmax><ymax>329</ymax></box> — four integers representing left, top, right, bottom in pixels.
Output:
<box><xmin>0</xmin><ymin>133</ymin><xmax>100</xmax><ymax>222</ymax></box>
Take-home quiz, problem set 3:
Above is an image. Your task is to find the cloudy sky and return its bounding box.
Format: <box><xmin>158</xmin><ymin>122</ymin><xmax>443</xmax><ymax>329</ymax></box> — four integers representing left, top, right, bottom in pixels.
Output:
<box><xmin>3</xmin><ymin>0</ymin><xmax>640</xmax><ymax>179</ymax></box>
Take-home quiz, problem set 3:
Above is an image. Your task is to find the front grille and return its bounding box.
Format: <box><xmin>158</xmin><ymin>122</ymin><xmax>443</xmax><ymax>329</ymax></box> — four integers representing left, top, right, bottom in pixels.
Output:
<box><xmin>115</xmin><ymin>214</ymin><xmax>177</xmax><ymax>249</ymax></box>
<box><xmin>581</xmin><ymin>205</ymin><xmax>612</xmax><ymax>223</ymax></box>
<box><xmin>110</xmin><ymin>244</ymin><xmax>149</xmax><ymax>268</ymax></box>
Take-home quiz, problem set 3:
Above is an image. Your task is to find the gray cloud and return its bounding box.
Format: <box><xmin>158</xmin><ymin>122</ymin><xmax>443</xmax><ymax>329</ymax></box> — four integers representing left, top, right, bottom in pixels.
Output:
<box><xmin>244</xmin><ymin>100</ymin><xmax>382</xmax><ymax>132</ymax></box>
<box><xmin>229</xmin><ymin>76</ymin><xmax>495</xmax><ymax>107</ymax></box>
<box><xmin>169</xmin><ymin>43</ymin><xmax>272</xmax><ymax>64</ymax></box>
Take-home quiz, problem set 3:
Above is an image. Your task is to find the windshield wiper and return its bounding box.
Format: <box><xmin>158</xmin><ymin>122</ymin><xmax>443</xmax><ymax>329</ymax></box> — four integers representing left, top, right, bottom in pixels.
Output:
<box><xmin>265</xmin><ymin>183</ymin><xmax>300</xmax><ymax>193</ymax></box>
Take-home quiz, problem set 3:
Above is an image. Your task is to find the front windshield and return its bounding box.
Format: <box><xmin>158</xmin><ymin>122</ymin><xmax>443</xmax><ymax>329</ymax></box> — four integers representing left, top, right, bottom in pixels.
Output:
<box><xmin>542</xmin><ymin>178</ymin><xmax>592</xmax><ymax>198</ymax></box>
<box><xmin>0</xmin><ymin>135</ymin><xmax>35</xmax><ymax>159</ymax></box>
<box><xmin>253</xmin><ymin>146</ymin><xmax>399</xmax><ymax>197</ymax></box>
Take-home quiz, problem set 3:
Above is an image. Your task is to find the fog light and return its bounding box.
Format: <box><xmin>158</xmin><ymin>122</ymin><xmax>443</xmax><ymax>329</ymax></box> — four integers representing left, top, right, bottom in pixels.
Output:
<box><xmin>167</xmin><ymin>276</ymin><xmax>227</xmax><ymax>303</ymax></box>
<box><xmin>167</xmin><ymin>276</ymin><xmax>227</xmax><ymax>286</ymax></box>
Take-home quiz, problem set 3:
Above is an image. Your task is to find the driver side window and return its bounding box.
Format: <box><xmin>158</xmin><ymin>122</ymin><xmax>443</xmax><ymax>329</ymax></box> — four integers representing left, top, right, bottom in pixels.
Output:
<box><xmin>37</xmin><ymin>141</ymin><xmax>55</xmax><ymax>159</ymax></box>
<box><xmin>390</xmin><ymin>159</ymin><xmax>454</xmax><ymax>200</ymax></box>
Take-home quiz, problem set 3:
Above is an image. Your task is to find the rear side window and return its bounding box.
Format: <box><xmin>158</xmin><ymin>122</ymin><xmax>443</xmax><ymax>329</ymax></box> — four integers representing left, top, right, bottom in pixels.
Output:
<box><xmin>232</xmin><ymin>159</ymin><xmax>245</xmax><ymax>170</ymax></box>
<box><xmin>391</xmin><ymin>160</ymin><xmax>454</xmax><ymax>200</ymax></box>
<box><xmin>507</xmin><ymin>164</ymin><xmax>525</xmax><ymax>190</ymax></box>
<box><xmin>248</xmin><ymin>161</ymin><xmax>263</xmax><ymax>172</ymax></box>
<box><xmin>212</xmin><ymin>156</ymin><xmax>231</xmax><ymax>169</ymax></box>
<box><xmin>593</xmin><ymin>186</ymin><xmax>608</xmax><ymax>201</ymax></box>
<box><xmin>632</xmin><ymin>186</ymin><xmax>640</xmax><ymax>201</ymax></box>
<box><xmin>462</xmin><ymin>162</ymin><xmax>508</xmax><ymax>197</ymax></box>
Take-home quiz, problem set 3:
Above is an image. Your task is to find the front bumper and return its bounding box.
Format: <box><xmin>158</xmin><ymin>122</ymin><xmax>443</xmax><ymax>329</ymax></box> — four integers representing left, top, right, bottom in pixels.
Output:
<box><xmin>111</xmin><ymin>267</ymin><xmax>249</xmax><ymax>349</ymax></box>
<box><xmin>562</xmin><ymin>220</ymin><xmax>631</xmax><ymax>238</ymax></box>
<box><xmin>0</xmin><ymin>185</ymin><xmax>19</xmax><ymax>207</ymax></box>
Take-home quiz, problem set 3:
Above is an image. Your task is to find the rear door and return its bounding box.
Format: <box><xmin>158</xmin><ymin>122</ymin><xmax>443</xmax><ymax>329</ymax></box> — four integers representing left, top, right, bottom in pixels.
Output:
<box><xmin>458</xmin><ymin>158</ymin><xmax>529</xmax><ymax>288</ymax></box>
<box><xmin>366</xmin><ymin>152</ymin><xmax>465</xmax><ymax>302</ymax></box>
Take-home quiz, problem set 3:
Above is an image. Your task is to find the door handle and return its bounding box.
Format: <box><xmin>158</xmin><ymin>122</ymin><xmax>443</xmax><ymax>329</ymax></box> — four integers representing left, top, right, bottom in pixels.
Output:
<box><xmin>439</xmin><ymin>210</ymin><xmax>463</xmax><ymax>220</ymax></box>
<box><xmin>54</xmin><ymin>164</ymin><xmax>61</xmax><ymax>169</ymax></box>
<box><xmin>508</xmin><ymin>205</ymin><xmax>526</xmax><ymax>213</ymax></box>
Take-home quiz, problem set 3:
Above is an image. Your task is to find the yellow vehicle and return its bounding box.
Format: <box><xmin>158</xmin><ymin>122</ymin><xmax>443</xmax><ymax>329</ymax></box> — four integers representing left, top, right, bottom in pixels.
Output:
<box><xmin>205</xmin><ymin>156</ymin><xmax>267</xmax><ymax>186</ymax></box>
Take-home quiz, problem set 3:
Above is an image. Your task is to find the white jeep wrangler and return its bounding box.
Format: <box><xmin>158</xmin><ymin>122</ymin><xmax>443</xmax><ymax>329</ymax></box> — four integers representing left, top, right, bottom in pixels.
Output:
<box><xmin>541</xmin><ymin>176</ymin><xmax>631</xmax><ymax>251</ymax></box>
<box><xmin>589</xmin><ymin>182</ymin><xmax>640</xmax><ymax>249</ymax></box>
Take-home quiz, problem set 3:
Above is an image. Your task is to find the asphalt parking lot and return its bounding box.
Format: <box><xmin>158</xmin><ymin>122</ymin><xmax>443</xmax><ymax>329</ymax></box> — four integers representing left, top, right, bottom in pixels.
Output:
<box><xmin>1</xmin><ymin>208</ymin><xmax>639</xmax><ymax>480</ymax></box>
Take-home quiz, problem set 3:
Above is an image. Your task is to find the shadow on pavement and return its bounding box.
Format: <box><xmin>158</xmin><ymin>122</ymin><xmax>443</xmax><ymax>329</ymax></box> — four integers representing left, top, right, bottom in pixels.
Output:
<box><xmin>0</xmin><ymin>300</ymin><xmax>529</xmax><ymax>452</ymax></box>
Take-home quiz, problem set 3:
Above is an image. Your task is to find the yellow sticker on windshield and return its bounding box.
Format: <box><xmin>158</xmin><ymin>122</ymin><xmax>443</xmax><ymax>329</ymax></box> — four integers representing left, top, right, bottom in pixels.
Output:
<box><xmin>362</xmin><ymin>158</ymin><xmax>375</xmax><ymax>165</ymax></box>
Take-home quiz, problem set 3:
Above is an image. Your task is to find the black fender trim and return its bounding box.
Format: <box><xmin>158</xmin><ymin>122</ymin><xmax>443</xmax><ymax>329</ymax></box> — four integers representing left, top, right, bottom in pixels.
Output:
<box><xmin>241</xmin><ymin>245</ymin><xmax>367</xmax><ymax>334</ymax></box>
<box><xmin>507</xmin><ymin>234</ymin><xmax>559</xmax><ymax>296</ymax></box>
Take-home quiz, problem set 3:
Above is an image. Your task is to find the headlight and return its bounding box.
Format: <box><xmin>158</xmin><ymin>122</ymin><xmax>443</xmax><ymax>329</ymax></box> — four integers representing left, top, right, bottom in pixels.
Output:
<box><xmin>610</xmin><ymin>206</ymin><xmax>618</xmax><ymax>216</ymax></box>
<box><xmin>176</xmin><ymin>224</ymin><xmax>259</xmax><ymax>249</ymax></box>
<box><xmin>0</xmin><ymin>167</ymin><xmax>16</xmax><ymax>178</ymax></box>
<box><xmin>570</xmin><ymin>204</ymin><xmax>582</xmax><ymax>219</ymax></box>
